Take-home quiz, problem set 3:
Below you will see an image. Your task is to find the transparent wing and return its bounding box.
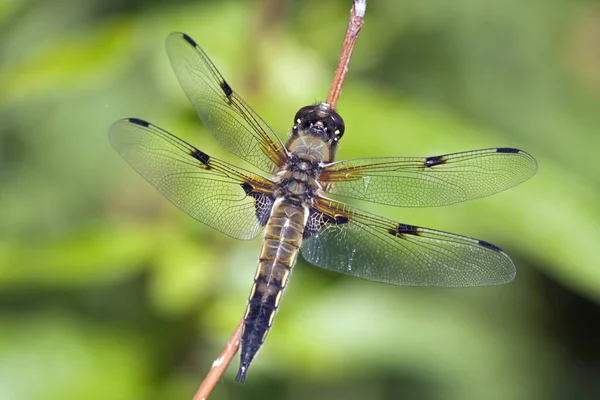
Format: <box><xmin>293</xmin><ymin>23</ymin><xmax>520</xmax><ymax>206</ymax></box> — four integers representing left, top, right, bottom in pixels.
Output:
<box><xmin>319</xmin><ymin>148</ymin><xmax>537</xmax><ymax>207</ymax></box>
<box><xmin>166</xmin><ymin>32</ymin><xmax>287</xmax><ymax>174</ymax></box>
<box><xmin>301</xmin><ymin>198</ymin><xmax>516</xmax><ymax>287</ymax></box>
<box><xmin>108</xmin><ymin>118</ymin><xmax>277</xmax><ymax>240</ymax></box>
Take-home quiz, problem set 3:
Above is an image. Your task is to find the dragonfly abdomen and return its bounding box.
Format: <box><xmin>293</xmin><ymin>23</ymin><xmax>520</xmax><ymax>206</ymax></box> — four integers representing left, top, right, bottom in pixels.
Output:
<box><xmin>237</xmin><ymin>199</ymin><xmax>307</xmax><ymax>382</ymax></box>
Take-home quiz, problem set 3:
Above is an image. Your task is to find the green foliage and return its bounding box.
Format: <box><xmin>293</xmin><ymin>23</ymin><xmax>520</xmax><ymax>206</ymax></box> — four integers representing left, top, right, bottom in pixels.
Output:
<box><xmin>1</xmin><ymin>0</ymin><xmax>598</xmax><ymax>399</ymax></box>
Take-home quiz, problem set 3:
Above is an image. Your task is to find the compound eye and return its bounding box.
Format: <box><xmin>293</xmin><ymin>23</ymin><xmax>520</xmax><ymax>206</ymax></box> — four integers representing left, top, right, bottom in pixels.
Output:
<box><xmin>330</xmin><ymin>112</ymin><xmax>345</xmax><ymax>140</ymax></box>
<box><xmin>294</xmin><ymin>105</ymin><xmax>316</xmax><ymax>126</ymax></box>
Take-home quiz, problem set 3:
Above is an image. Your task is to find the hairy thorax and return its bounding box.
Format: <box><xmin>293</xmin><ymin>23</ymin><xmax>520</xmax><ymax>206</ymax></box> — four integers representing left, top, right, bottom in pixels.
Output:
<box><xmin>274</xmin><ymin>136</ymin><xmax>331</xmax><ymax>202</ymax></box>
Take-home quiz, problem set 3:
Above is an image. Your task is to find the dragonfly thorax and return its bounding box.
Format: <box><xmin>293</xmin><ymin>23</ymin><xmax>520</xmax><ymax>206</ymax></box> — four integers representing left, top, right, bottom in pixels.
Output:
<box><xmin>286</xmin><ymin>135</ymin><xmax>331</xmax><ymax>162</ymax></box>
<box><xmin>274</xmin><ymin>154</ymin><xmax>322</xmax><ymax>201</ymax></box>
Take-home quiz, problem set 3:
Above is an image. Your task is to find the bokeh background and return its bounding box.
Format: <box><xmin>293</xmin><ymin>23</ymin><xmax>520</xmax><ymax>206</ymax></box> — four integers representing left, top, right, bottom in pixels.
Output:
<box><xmin>1</xmin><ymin>0</ymin><xmax>600</xmax><ymax>399</ymax></box>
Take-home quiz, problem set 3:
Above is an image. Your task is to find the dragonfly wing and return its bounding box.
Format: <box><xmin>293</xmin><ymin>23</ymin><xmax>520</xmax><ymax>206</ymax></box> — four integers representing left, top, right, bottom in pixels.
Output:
<box><xmin>301</xmin><ymin>197</ymin><xmax>516</xmax><ymax>287</ymax></box>
<box><xmin>166</xmin><ymin>32</ymin><xmax>287</xmax><ymax>174</ymax></box>
<box><xmin>320</xmin><ymin>148</ymin><xmax>537</xmax><ymax>207</ymax></box>
<box><xmin>108</xmin><ymin>118</ymin><xmax>277</xmax><ymax>240</ymax></box>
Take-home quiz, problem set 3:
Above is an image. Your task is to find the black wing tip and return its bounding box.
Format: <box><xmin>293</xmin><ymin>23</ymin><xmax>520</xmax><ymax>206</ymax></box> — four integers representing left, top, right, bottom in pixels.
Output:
<box><xmin>180</xmin><ymin>33</ymin><xmax>198</xmax><ymax>47</ymax></box>
<box><xmin>235</xmin><ymin>364</ymin><xmax>248</xmax><ymax>383</ymax></box>
<box><xmin>478</xmin><ymin>239</ymin><xmax>503</xmax><ymax>253</ymax></box>
<box><xmin>496</xmin><ymin>147</ymin><xmax>521</xmax><ymax>154</ymax></box>
<box><xmin>476</xmin><ymin>239</ymin><xmax>518</xmax><ymax>283</ymax></box>
<box><xmin>108</xmin><ymin>117</ymin><xmax>150</xmax><ymax>139</ymax></box>
<box><xmin>127</xmin><ymin>117</ymin><xmax>150</xmax><ymax>127</ymax></box>
<box><xmin>494</xmin><ymin>147</ymin><xmax>538</xmax><ymax>176</ymax></box>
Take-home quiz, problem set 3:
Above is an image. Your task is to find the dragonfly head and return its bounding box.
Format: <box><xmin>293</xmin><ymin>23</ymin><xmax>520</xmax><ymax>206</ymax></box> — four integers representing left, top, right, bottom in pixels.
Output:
<box><xmin>287</xmin><ymin>103</ymin><xmax>345</xmax><ymax>162</ymax></box>
<box><xmin>292</xmin><ymin>103</ymin><xmax>345</xmax><ymax>144</ymax></box>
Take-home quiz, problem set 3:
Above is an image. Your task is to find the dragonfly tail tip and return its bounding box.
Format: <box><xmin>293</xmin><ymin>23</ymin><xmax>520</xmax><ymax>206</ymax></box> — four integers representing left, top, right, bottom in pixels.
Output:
<box><xmin>235</xmin><ymin>364</ymin><xmax>248</xmax><ymax>383</ymax></box>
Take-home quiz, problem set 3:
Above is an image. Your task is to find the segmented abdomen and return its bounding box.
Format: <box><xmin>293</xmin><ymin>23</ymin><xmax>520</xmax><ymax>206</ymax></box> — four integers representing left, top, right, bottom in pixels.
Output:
<box><xmin>237</xmin><ymin>199</ymin><xmax>307</xmax><ymax>382</ymax></box>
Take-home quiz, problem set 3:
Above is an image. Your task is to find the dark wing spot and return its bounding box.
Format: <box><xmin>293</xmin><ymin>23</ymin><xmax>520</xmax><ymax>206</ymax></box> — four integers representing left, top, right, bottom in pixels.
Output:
<box><xmin>182</xmin><ymin>33</ymin><xmax>198</xmax><ymax>47</ymax></box>
<box><xmin>241</xmin><ymin>182</ymin><xmax>253</xmax><ymax>195</ymax></box>
<box><xmin>128</xmin><ymin>118</ymin><xmax>149</xmax><ymax>127</ymax></box>
<box><xmin>496</xmin><ymin>147</ymin><xmax>520</xmax><ymax>154</ymax></box>
<box><xmin>424</xmin><ymin>155</ymin><xmax>447</xmax><ymax>168</ymax></box>
<box><xmin>388</xmin><ymin>223</ymin><xmax>420</xmax><ymax>237</ymax></box>
<box><xmin>478</xmin><ymin>239</ymin><xmax>503</xmax><ymax>252</ymax></box>
<box><xmin>397</xmin><ymin>223</ymin><xmax>420</xmax><ymax>235</ymax></box>
<box><xmin>239</xmin><ymin>183</ymin><xmax>274</xmax><ymax>226</ymax></box>
<box><xmin>254</xmin><ymin>194</ymin><xmax>274</xmax><ymax>226</ymax></box>
<box><xmin>335</xmin><ymin>215</ymin><xmax>349</xmax><ymax>224</ymax></box>
<box><xmin>190</xmin><ymin>148</ymin><xmax>210</xmax><ymax>165</ymax></box>
<box><xmin>220</xmin><ymin>80</ymin><xmax>233</xmax><ymax>98</ymax></box>
<box><xmin>304</xmin><ymin>209</ymin><xmax>348</xmax><ymax>239</ymax></box>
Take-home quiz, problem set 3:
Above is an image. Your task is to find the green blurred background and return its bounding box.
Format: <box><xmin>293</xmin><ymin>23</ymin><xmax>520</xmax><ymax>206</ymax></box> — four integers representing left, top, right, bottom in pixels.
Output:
<box><xmin>1</xmin><ymin>0</ymin><xmax>600</xmax><ymax>399</ymax></box>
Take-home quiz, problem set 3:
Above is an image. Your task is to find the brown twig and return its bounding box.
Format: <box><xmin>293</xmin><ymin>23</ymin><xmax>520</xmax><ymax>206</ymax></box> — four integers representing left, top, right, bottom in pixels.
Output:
<box><xmin>325</xmin><ymin>0</ymin><xmax>367</xmax><ymax>109</ymax></box>
<box><xmin>192</xmin><ymin>320</ymin><xmax>244</xmax><ymax>400</ymax></box>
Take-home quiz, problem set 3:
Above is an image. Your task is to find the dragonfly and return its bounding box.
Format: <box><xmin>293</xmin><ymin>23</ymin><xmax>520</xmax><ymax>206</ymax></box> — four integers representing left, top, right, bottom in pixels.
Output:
<box><xmin>108</xmin><ymin>32</ymin><xmax>537</xmax><ymax>382</ymax></box>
